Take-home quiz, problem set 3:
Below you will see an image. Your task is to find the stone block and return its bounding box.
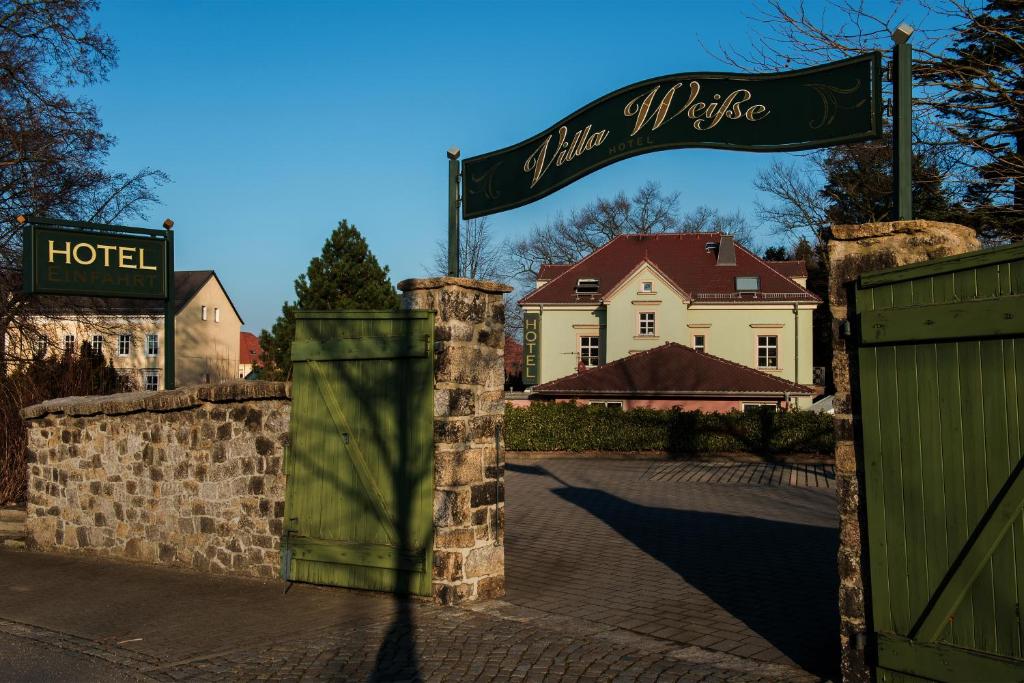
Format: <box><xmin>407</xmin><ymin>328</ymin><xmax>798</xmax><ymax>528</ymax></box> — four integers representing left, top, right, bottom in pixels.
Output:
<box><xmin>470</xmin><ymin>481</ymin><xmax>504</xmax><ymax>507</ymax></box>
<box><xmin>433</xmin><ymin>488</ymin><xmax>471</xmax><ymax>527</ymax></box>
<box><xmin>435</xmin><ymin>528</ymin><xmax>476</xmax><ymax>549</ymax></box>
<box><xmin>433</xmin><ymin>550</ymin><xmax>464</xmax><ymax>581</ymax></box>
<box><xmin>433</xmin><ymin>581</ymin><xmax>474</xmax><ymax>606</ymax></box>
<box><xmin>464</xmin><ymin>545</ymin><xmax>503</xmax><ymax>579</ymax></box>
<box><xmin>476</xmin><ymin>575</ymin><xmax>506</xmax><ymax>600</ymax></box>
<box><xmin>434</xmin><ymin>448</ymin><xmax>483</xmax><ymax>487</ymax></box>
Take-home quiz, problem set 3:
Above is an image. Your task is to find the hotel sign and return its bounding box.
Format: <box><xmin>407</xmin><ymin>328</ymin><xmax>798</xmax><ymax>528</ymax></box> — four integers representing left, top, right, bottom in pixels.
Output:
<box><xmin>462</xmin><ymin>53</ymin><xmax>882</xmax><ymax>218</ymax></box>
<box><xmin>24</xmin><ymin>225</ymin><xmax>168</xmax><ymax>299</ymax></box>
<box><xmin>523</xmin><ymin>312</ymin><xmax>541</xmax><ymax>386</ymax></box>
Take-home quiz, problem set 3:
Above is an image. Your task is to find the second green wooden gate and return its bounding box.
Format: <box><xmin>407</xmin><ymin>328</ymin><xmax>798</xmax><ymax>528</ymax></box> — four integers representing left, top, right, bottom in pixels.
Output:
<box><xmin>282</xmin><ymin>310</ymin><xmax>434</xmax><ymax>596</ymax></box>
<box><xmin>854</xmin><ymin>242</ymin><xmax>1024</xmax><ymax>681</ymax></box>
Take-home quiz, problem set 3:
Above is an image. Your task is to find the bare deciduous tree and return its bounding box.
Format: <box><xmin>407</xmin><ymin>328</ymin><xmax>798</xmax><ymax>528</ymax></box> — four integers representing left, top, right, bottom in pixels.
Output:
<box><xmin>0</xmin><ymin>0</ymin><xmax>168</xmax><ymax>374</ymax></box>
<box><xmin>430</xmin><ymin>217</ymin><xmax>511</xmax><ymax>282</ymax></box>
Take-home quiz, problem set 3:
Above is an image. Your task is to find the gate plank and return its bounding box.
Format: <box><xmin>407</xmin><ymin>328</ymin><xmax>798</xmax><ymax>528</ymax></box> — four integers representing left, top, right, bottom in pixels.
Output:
<box><xmin>310</xmin><ymin>359</ymin><xmax>398</xmax><ymax>544</ymax></box>
<box><xmin>289</xmin><ymin>536</ymin><xmax>425</xmax><ymax>572</ymax></box>
<box><xmin>291</xmin><ymin>335</ymin><xmax>428</xmax><ymax>361</ymax></box>
<box><xmin>878</xmin><ymin>632</ymin><xmax>1024</xmax><ymax>682</ymax></box>
<box><xmin>909</xmin><ymin>455</ymin><xmax>1024</xmax><ymax>643</ymax></box>
<box><xmin>859</xmin><ymin>295</ymin><xmax>1024</xmax><ymax>345</ymax></box>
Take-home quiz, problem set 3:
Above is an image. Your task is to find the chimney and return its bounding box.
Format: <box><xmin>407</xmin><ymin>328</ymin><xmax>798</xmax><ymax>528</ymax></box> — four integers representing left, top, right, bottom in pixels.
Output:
<box><xmin>716</xmin><ymin>235</ymin><xmax>736</xmax><ymax>266</ymax></box>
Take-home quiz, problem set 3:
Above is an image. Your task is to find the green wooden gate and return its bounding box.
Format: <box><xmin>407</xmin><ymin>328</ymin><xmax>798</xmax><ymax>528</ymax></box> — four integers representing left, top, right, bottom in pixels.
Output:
<box><xmin>282</xmin><ymin>310</ymin><xmax>434</xmax><ymax>596</ymax></box>
<box><xmin>854</xmin><ymin>242</ymin><xmax>1024</xmax><ymax>681</ymax></box>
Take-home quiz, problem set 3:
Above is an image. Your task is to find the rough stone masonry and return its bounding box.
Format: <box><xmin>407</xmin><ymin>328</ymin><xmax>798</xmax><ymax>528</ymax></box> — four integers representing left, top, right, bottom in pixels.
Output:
<box><xmin>399</xmin><ymin>276</ymin><xmax>512</xmax><ymax>605</ymax></box>
<box><xmin>21</xmin><ymin>382</ymin><xmax>291</xmax><ymax>578</ymax></box>
<box><xmin>828</xmin><ymin>219</ymin><xmax>979</xmax><ymax>683</ymax></box>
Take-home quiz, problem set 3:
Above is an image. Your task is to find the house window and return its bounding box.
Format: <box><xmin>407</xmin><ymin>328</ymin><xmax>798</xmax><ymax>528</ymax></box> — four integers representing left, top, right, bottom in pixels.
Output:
<box><xmin>214</xmin><ymin>307</ymin><xmax>220</xmax><ymax>323</ymax></box>
<box><xmin>118</xmin><ymin>334</ymin><xmax>131</xmax><ymax>356</ymax></box>
<box><xmin>693</xmin><ymin>334</ymin><xmax>706</xmax><ymax>353</ymax></box>
<box><xmin>743</xmin><ymin>403</ymin><xmax>777</xmax><ymax>414</ymax></box>
<box><xmin>579</xmin><ymin>336</ymin><xmax>600</xmax><ymax>368</ymax></box>
<box><xmin>146</xmin><ymin>333</ymin><xmax>159</xmax><ymax>356</ymax></box>
<box><xmin>143</xmin><ymin>369</ymin><xmax>159</xmax><ymax>391</ymax></box>
<box><xmin>641</xmin><ymin>281</ymin><xmax>653</xmax><ymax>293</ymax></box>
<box><xmin>589</xmin><ymin>401</ymin><xmax>623</xmax><ymax>409</ymax></box>
<box><xmin>201</xmin><ymin>305</ymin><xmax>208</xmax><ymax>321</ymax></box>
<box><xmin>33</xmin><ymin>338</ymin><xmax>47</xmax><ymax>358</ymax></box>
<box><xmin>639</xmin><ymin>312</ymin><xmax>656</xmax><ymax>336</ymax></box>
<box><xmin>91</xmin><ymin>335</ymin><xmax>103</xmax><ymax>354</ymax></box>
<box><xmin>64</xmin><ymin>334</ymin><xmax>75</xmax><ymax>353</ymax></box>
<box><xmin>736</xmin><ymin>276</ymin><xmax>761</xmax><ymax>292</ymax></box>
<box><xmin>757</xmin><ymin>335</ymin><xmax>778</xmax><ymax>369</ymax></box>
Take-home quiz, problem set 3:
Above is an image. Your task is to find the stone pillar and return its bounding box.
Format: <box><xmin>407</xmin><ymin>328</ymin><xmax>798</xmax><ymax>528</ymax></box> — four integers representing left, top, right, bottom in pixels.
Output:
<box><xmin>828</xmin><ymin>220</ymin><xmax>979</xmax><ymax>683</ymax></box>
<box><xmin>397</xmin><ymin>276</ymin><xmax>512</xmax><ymax>605</ymax></box>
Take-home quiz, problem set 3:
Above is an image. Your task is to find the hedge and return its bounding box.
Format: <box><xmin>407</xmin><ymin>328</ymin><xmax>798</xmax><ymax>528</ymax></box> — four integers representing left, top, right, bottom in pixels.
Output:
<box><xmin>503</xmin><ymin>402</ymin><xmax>834</xmax><ymax>455</ymax></box>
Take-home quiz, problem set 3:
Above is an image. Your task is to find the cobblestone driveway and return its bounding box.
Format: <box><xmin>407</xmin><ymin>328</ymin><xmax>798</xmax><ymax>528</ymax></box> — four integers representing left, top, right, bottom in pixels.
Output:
<box><xmin>0</xmin><ymin>458</ymin><xmax>839</xmax><ymax>682</ymax></box>
<box><xmin>504</xmin><ymin>458</ymin><xmax>840</xmax><ymax>680</ymax></box>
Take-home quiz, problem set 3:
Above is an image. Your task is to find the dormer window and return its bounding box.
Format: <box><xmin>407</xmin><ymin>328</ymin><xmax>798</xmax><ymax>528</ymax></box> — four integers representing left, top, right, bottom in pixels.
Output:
<box><xmin>735</xmin><ymin>276</ymin><xmax>760</xmax><ymax>292</ymax></box>
<box><xmin>575</xmin><ymin>278</ymin><xmax>599</xmax><ymax>295</ymax></box>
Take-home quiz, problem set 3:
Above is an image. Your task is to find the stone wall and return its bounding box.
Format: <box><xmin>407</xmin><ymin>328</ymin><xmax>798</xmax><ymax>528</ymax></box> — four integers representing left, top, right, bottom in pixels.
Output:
<box><xmin>22</xmin><ymin>382</ymin><xmax>290</xmax><ymax>578</ymax></box>
<box><xmin>399</xmin><ymin>276</ymin><xmax>511</xmax><ymax>605</ymax></box>
<box><xmin>828</xmin><ymin>220</ymin><xmax>979</xmax><ymax>683</ymax></box>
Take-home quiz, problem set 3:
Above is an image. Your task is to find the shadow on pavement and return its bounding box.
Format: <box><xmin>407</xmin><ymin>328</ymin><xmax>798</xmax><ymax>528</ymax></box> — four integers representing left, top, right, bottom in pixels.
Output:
<box><xmin>505</xmin><ymin>462</ymin><xmax>839</xmax><ymax>680</ymax></box>
<box><xmin>553</xmin><ymin>485</ymin><xmax>839</xmax><ymax>680</ymax></box>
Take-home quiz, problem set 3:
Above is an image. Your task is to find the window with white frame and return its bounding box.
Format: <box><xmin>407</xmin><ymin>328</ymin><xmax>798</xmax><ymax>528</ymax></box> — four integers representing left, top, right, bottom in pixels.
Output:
<box><xmin>214</xmin><ymin>307</ymin><xmax>220</xmax><ymax>323</ymax></box>
<box><xmin>590</xmin><ymin>401</ymin><xmax>623</xmax><ymax>409</ymax></box>
<box><xmin>641</xmin><ymin>281</ymin><xmax>653</xmax><ymax>293</ymax></box>
<box><xmin>64</xmin><ymin>334</ymin><xmax>76</xmax><ymax>353</ymax></box>
<box><xmin>743</xmin><ymin>403</ymin><xmax>777</xmax><ymax>414</ymax></box>
<box><xmin>118</xmin><ymin>334</ymin><xmax>131</xmax><ymax>356</ymax></box>
<box><xmin>143</xmin><ymin>369</ymin><xmax>159</xmax><ymax>391</ymax></box>
<box><xmin>757</xmin><ymin>335</ymin><xmax>778</xmax><ymax>369</ymax></box>
<box><xmin>693</xmin><ymin>334</ymin><xmax>706</xmax><ymax>353</ymax></box>
<box><xmin>201</xmin><ymin>305</ymin><xmax>208</xmax><ymax>321</ymax></box>
<box><xmin>146</xmin><ymin>333</ymin><xmax>159</xmax><ymax>356</ymax></box>
<box><xmin>33</xmin><ymin>338</ymin><xmax>47</xmax><ymax>358</ymax></box>
<box><xmin>639</xmin><ymin>312</ymin><xmax>656</xmax><ymax>336</ymax></box>
<box><xmin>579</xmin><ymin>336</ymin><xmax>600</xmax><ymax>368</ymax></box>
<box><xmin>91</xmin><ymin>335</ymin><xmax>103</xmax><ymax>354</ymax></box>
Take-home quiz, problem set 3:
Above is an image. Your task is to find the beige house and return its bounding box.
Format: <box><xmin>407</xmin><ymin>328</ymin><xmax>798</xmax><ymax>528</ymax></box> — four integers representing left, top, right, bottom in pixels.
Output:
<box><xmin>519</xmin><ymin>234</ymin><xmax>820</xmax><ymax>409</ymax></box>
<box><xmin>14</xmin><ymin>271</ymin><xmax>242</xmax><ymax>390</ymax></box>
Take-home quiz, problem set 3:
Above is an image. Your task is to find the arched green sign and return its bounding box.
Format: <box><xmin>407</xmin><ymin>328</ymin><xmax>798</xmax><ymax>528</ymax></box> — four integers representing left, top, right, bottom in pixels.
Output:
<box><xmin>461</xmin><ymin>53</ymin><xmax>882</xmax><ymax>219</ymax></box>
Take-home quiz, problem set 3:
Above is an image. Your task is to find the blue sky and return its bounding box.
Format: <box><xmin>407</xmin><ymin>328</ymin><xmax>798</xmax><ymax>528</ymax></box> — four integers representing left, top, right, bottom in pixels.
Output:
<box><xmin>87</xmin><ymin>0</ymin><xmax>904</xmax><ymax>333</ymax></box>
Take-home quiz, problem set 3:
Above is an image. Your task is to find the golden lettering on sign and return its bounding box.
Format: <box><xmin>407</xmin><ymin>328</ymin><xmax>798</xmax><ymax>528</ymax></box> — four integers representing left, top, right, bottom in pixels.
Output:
<box><xmin>519</xmin><ymin>79</ymin><xmax>772</xmax><ymax>188</ymax></box>
<box><xmin>523</xmin><ymin>124</ymin><xmax>609</xmax><ymax>189</ymax></box>
<box><xmin>48</xmin><ymin>240</ymin><xmax>159</xmax><ymax>271</ymax></box>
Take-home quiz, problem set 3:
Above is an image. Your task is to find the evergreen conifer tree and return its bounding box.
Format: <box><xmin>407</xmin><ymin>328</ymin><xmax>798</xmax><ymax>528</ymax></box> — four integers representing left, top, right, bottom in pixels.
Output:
<box><xmin>258</xmin><ymin>220</ymin><xmax>400</xmax><ymax>379</ymax></box>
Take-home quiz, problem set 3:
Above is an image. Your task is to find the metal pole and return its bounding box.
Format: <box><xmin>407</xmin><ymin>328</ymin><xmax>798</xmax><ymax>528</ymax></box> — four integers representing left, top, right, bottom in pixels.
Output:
<box><xmin>447</xmin><ymin>146</ymin><xmax>461</xmax><ymax>277</ymax></box>
<box><xmin>892</xmin><ymin>24</ymin><xmax>914</xmax><ymax>221</ymax></box>
<box><xmin>163</xmin><ymin>219</ymin><xmax>175</xmax><ymax>390</ymax></box>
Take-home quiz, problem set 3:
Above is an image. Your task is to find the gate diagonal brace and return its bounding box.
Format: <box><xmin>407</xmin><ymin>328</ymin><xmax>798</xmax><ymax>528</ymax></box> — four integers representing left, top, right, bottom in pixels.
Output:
<box><xmin>310</xmin><ymin>360</ymin><xmax>398</xmax><ymax>545</ymax></box>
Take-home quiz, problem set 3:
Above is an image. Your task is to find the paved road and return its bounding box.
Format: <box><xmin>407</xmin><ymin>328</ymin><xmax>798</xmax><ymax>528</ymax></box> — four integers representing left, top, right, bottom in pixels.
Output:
<box><xmin>0</xmin><ymin>458</ymin><xmax>838</xmax><ymax>682</ymax></box>
<box><xmin>504</xmin><ymin>458</ymin><xmax>840</xmax><ymax>680</ymax></box>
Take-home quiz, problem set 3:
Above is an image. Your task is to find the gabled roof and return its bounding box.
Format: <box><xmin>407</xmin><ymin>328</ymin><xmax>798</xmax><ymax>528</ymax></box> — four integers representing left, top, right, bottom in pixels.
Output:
<box><xmin>23</xmin><ymin>270</ymin><xmax>244</xmax><ymax>324</ymax></box>
<box><xmin>521</xmin><ymin>234</ymin><xmax>819</xmax><ymax>305</ymax></box>
<box><xmin>766</xmin><ymin>260</ymin><xmax>809</xmax><ymax>278</ymax></box>
<box><xmin>531</xmin><ymin>342</ymin><xmax>815</xmax><ymax>397</ymax></box>
<box><xmin>240</xmin><ymin>331</ymin><xmax>261</xmax><ymax>364</ymax></box>
<box><xmin>537</xmin><ymin>264</ymin><xmax>572</xmax><ymax>280</ymax></box>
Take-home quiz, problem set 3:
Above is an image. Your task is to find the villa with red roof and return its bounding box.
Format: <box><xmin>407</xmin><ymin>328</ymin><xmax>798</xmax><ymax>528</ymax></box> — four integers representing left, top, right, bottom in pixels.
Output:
<box><xmin>518</xmin><ymin>233</ymin><xmax>820</xmax><ymax>410</ymax></box>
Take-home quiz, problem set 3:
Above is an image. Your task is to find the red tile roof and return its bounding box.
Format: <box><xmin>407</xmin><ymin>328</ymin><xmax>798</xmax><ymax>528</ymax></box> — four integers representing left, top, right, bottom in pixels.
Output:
<box><xmin>531</xmin><ymin>342</ymin><xmax>814</xmax><ymax>397</ymax></box>
<box><xmin>239</xmin><ymin>332</ymin><xmax>261</xmax><ymax>365</ymax></box>
<box><xmin>537</xmin><ymin>264</ymin><xmax>572</xmax><ymax>280</ymax></box>
<box><xmin>766</xmin><ymin>260</ymin><xmax>809</xmax><ymax>278</ymax></box>
<box><xmin>521</xmin><ymin>234</ymin><xmax>819</xmax><ymax>305</ymax></box>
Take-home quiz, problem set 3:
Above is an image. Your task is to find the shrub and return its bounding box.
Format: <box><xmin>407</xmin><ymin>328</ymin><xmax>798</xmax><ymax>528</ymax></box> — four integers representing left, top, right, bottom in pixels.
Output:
<box><xmin>504</xmin><ymin>402</ymin><xmax>834</xmax><ymax>455</ymax></box>
<box><xmin>0</xmin><ymin>342</ymin><xmax>137</xmax><ymax>505</ymax></box>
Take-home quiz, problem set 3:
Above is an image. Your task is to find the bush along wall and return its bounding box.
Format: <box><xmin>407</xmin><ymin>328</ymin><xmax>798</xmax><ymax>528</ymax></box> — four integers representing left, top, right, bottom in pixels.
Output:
<box><xmin>504</xmin><ymin>403</ymin><xmax>834</xmax><ymax>456</ymax></box>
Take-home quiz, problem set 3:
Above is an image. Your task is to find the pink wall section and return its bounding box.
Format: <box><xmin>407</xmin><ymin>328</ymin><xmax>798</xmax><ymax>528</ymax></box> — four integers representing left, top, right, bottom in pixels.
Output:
<box><xmin>505</xmin><ymin>396</ymin><xmax>786</xmax><ymax>413</ymax></box>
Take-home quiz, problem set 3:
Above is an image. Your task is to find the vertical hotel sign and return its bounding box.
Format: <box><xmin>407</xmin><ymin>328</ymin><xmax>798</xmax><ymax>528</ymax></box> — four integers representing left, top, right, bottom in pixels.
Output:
<box><xmin>523</xmin><ymin>312</ymin><xmax>541</xmax><ymax>385</ymax></box>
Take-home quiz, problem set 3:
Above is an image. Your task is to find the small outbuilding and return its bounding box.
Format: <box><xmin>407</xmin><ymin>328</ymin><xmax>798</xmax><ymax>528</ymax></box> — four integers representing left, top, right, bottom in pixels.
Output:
<box><xmin>522</xmin><ymin>342</ymin><xmax>815</xmax><ymax>412</ymax></box>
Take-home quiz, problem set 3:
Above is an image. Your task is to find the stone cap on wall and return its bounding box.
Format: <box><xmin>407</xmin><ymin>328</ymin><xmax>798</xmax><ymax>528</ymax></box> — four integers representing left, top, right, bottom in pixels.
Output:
<box><xmin>830</xmin><ymin>219</ymin><xmax>978</xmax><ymax>244</ymax></box>
<box><xmin>397</xmin><ymin>276</ymin><xmax>513</xmax><ymax>295</ymax></box>
<box><xmin>21</xmin><ymin>380</ymin><xmax>291</xmax><ymax>420</ymax></box>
